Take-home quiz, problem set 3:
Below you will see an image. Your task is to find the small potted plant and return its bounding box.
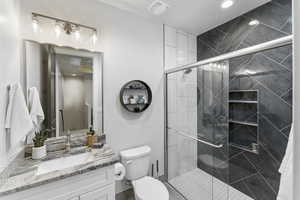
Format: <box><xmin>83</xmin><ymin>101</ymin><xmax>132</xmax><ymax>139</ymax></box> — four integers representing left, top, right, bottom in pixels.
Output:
<box><xmin>32</xmin><ymin>130</ymin><xmax>48</xmax><ymax>159</ymax></box>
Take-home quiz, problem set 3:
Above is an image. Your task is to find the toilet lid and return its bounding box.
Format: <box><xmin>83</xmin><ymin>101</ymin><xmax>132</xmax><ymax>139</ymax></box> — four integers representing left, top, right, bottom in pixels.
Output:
<box><xmin>132</xmin><ymin>176</ymin><xmax>169</xmax><ymax>200</ymax></box>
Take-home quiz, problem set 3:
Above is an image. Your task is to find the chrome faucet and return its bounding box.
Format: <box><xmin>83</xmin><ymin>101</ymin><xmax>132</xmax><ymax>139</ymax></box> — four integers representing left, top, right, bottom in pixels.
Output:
<box><xmin>66</xmin><ymin>130</ymin><xmax>71</xmax><ymax>152</ymax></box>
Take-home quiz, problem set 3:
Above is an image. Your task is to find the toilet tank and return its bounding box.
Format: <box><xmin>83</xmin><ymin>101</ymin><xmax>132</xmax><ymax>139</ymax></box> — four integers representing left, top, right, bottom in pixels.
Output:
<box><xmin>120</xmin><ymin>146</ymin><xmax>151</xmax><ymax>180</ymax></box>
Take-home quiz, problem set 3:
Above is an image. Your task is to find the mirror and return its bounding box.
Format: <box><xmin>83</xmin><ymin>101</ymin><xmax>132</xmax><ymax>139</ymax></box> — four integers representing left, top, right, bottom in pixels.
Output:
<box><xmin>120</xmin><ymin>80</ymin><xmax>152</xmax><ymax>113</ymax></box>
<box><xmin>25</xmin><ymin>40</ymin><xmax>103</xmax><ymax>138</ymax></box>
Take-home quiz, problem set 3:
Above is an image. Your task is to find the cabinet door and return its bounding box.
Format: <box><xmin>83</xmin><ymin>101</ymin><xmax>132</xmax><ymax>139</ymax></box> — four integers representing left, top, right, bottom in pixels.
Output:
<box><xmin>80</xmin><ymin>184</ymin><xmax>115</xmax><ymax>200</ymax></box>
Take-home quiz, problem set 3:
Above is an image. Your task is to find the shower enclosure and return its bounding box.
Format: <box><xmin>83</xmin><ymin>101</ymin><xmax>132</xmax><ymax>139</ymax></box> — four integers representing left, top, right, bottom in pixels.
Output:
<box><xmin>164</xmin><ymin>36</ymin><xmax>293</xmax><ymax>200</ymax></box>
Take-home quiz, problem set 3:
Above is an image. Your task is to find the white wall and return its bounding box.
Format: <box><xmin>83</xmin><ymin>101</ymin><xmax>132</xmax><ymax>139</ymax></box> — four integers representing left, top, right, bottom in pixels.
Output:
<box><xmin>0</xmin><ymin>0</ymin><xmax>21</xmax><ymax>172</ymax></box>
<box><xmin>19</xmin><ymin>0</ymin><xmax>164</xmax><ymax>192</ymax></box>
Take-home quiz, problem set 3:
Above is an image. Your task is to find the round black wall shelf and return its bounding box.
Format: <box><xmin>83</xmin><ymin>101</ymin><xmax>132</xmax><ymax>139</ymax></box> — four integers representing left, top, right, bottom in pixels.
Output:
<box><xmin>120</xmin><ymin>80</ymin><xmax>152</xmax><ymax>113</ymax></box>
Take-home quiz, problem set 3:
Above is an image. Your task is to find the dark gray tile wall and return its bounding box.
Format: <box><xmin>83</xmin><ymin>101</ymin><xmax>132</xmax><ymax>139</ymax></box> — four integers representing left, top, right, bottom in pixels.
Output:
<box><xmin>197</xmin><ymin>0</ymin><xmax>292</xmax><ymax>199</ymax></box>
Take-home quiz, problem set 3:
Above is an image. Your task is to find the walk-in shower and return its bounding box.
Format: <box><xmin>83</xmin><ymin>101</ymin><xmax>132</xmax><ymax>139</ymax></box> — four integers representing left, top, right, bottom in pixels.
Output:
<box><xmin>164</xmin><ymin>36</ymin><xmax>293</xmax><ymax>200</ymax></box>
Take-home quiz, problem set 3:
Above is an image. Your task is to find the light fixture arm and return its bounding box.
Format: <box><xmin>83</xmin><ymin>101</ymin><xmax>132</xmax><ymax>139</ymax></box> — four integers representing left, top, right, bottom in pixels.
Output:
<box><xmin>32</xmin><ymin>12</ymin><xmax>97</xmax><ymax>33</ymax></box>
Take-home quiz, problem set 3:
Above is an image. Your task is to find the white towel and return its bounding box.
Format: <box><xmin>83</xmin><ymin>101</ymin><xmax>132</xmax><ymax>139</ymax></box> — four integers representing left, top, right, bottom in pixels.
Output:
<box><xmin>5</xmin><ymin>83</ymin><xmax>34</xmax><ymax>148</ymax></box>
<box><xmin>277</xmin><ymin>124</ymin><xmax>293</xmax><ymax>200</ymax></box>
<box><xmin>28</xmin><ymin>87</ymin><xmax>45</xmax><ymax>130</ymax></box>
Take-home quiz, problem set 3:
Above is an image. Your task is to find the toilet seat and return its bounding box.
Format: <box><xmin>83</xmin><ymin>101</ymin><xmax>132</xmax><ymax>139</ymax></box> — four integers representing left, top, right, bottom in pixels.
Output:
<box><xmin>132</xmin><ymin>176</ymin><xmax>169</xmax><ymax>200</ymax></box>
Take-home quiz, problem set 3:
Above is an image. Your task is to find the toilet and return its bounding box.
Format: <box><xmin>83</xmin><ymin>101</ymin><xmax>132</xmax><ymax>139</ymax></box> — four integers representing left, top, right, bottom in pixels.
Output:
<box><xmin>120</xmin><ymin>146</ymin><xmax>169</xmax><ymax>200</ymax></box>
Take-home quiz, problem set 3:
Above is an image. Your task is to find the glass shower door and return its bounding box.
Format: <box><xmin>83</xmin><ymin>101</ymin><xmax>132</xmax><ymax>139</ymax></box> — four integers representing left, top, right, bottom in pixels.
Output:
<box><xmin>166</xmin><ymin>61</ymin><xmax>229</xmax><ymax>200</ymax></box>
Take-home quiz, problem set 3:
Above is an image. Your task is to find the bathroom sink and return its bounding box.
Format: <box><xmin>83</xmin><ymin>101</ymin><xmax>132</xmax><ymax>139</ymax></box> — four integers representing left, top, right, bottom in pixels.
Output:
<box><xmin>36</xmin><ymin>152</ymin><xmax>94</xmax><ymax>176</ymax></box>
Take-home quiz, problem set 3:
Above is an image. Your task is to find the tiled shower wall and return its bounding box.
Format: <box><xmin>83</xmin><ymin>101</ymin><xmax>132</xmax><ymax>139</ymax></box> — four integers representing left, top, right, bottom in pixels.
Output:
<box><xmin>197</xmin><ymin>0</ymin><xmax>292</xmax><ymax>199</ymax></box>
<box><xmin>164</xmin><ymin>26</ymin><xmax>198</xmax><ymax>180</ymax></box>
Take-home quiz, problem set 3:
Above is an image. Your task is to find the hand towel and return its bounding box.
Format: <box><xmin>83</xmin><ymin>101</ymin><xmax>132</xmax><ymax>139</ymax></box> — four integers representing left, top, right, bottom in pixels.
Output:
<box><xmin>5</xmin><ymin>83</ymin><xmax>34</xmax><ymax>148</ymax></box>
<box><xmin>28</xmin><ymin>87</ymin><xmax>45</xmax><ymax>130</ymax></box>
<box><xmin>277</xmin><ymin>124</ymin><xmax>293</xmax><ymax>200</ymax></box>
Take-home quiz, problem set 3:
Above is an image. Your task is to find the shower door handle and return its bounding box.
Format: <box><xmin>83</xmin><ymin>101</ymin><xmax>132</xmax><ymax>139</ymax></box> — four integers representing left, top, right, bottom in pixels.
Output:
<box><xmin>168</xmin><ymin>128</ymin><xmax>223</xmax><ymax>148</ymax></box>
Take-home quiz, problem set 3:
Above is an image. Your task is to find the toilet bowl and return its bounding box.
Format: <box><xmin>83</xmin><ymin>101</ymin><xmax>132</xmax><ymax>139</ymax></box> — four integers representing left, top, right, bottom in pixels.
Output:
<box><xmin>120</xmin><ymin>146</ymin><xmax>169</xmax><ymax>200</ymax></box>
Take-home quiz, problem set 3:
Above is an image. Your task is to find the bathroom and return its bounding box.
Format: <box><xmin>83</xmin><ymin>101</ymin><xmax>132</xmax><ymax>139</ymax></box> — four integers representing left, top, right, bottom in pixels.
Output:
<box><xmin>0</xmin><ymin>0</ymin><xmax>299</xmax><ymax>199</ymax></box>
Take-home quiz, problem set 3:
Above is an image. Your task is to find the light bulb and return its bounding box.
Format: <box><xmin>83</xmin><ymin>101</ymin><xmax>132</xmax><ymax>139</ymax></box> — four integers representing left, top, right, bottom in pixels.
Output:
<box><xmin>32</xmin><ymin>17</ymin><xmax>39</xmax><ymax>33</ymax></box>
<box><xmin>221</xmin><ymin>0</ymin><xmax>234</xmax><ymax>9</ymax></box>
<box><xmin>55</xmin><ymin>22</ymin><xmax>61</xmax><ymax>37</ymax></box>
<box><xmin>75</xmin><ymin>27</ymin><xmax>80</xmax><ymax>40</ymax></box>
<box><xmin>92</xmin><ymin>31</ymin><xmax>97</xmax><ymax>45</ymax></box>
<box><xmin>249</xmin><ymin>19</ymin><xmax>260</xmax><ymax>26</ymax></box>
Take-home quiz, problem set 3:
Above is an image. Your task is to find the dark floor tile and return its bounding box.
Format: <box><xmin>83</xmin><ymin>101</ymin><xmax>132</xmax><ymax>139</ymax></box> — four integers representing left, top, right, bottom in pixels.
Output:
<box><xmin>245</xmin><ymin>53</ymin><xmax>292</xmax><ymax>97</ymax></box>
<box><xmin>243</xmin><ymin>174</ymin><xmax>277</xmax><ymax>200</ymax></box>
<box><xmin>262</xmin><ymin>44</ymin><xmax>292</xmax><ymax>64</ymax></box>
<box><xmin>259</xmin><ymin>116</ymin><xmax>288</xmax><ymax>163</ymax></box>
<box><xmin>244</xmin><ymin>2</ymin><xmax>290</xmax><ymax>30</ymax></box>
<box><xmin>243</xmin><ymin>146</ymin><xmax>281</xmax><ymax>192</ymax></box>
<box><xmin>228</xmin><ymin>153</ymin><xmax>257</xmax><ymax>183</ymax></box>
<box><xmin>244</xmin><ymin>24</ymin><xmax>287</xmax><ymax>47</ymax></box>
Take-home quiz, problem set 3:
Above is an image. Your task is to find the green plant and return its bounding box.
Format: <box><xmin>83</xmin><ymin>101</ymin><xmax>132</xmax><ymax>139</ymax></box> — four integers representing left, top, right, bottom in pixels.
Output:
<box><xmin>33</xmin><ymin>130</ymin><xmax>48</xmax><ymax>148</ymax></box>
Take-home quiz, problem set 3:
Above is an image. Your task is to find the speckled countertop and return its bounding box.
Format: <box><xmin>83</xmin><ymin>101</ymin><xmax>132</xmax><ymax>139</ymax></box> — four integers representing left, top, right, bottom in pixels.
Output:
<box><xmin>0</xmin><ymin>146</ymin><xmax>119</xmax><ymax>197</ymax></box>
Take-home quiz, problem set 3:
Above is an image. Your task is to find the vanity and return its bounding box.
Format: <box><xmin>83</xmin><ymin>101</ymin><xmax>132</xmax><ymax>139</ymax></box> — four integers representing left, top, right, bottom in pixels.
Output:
<box><xmin>0</xmin><ymin>147</ymin><xmax>118</xmax><ymax>200</ymax></box>
<box><xmin>0</xmin><ymin>41</ymin><xmax>117</xmax><ymax>200</ymax></box>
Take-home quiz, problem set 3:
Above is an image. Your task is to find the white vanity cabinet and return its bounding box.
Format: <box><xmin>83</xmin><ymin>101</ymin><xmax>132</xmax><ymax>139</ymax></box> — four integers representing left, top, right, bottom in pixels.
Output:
<box><xmin>1</xmin><ymin>165</ymin><xmax>115</xmax><ymax>200</ymax></box>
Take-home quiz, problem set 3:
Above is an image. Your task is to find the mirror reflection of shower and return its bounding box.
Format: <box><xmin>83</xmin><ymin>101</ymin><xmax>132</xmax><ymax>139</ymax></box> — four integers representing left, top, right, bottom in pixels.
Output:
<box><xmin>56</xmin><ymin>54</ymin><xmax>93</xmax><ymax>136</ymax></box>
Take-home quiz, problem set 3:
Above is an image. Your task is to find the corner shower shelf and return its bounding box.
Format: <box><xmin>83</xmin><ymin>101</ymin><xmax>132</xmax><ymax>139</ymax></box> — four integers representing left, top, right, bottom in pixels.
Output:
<box><xmin>229</xmin><ymin>120</ymin><xmax>258</xmax><ymax>127</ymax></box>
<box><xmin>230</xmin><ymin>143</ymin><xmax>259</xmax><ymax>154</ymax></box>
<box><xmin>229</xmin><ymin>90</ymin><xmax>259</xmax><ymax>154</ymax></box>
<box><xmin>229</xmin><ymin>100</ymin><xmax>258</xmax><ymax>104</ymax></box>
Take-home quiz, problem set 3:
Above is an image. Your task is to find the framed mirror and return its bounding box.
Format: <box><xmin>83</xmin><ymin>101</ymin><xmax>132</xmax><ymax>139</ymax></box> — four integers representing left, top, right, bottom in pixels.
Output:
<box><xmin>24</xmin><ymin>40</ymin><xmax>103</xmax><ymax>138</ymax></box>
<box><xmin>120</xmin><ymin>80</ymin><xmax>152</xmax><ymax>113</ymax></box>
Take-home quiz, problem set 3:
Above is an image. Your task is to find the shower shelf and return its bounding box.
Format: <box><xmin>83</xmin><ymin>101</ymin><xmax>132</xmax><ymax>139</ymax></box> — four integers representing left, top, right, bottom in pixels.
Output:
<box><xmin>229</xmin><ymin>100</ymin><xmax>258</xmax><ymax>104</ymax></box>
<box><xmin>230</xmin><ymin>143</ymin><xmax>259</xmax><ymax>154</ymax></box>
<box><xmin>229</xmin><ymin>90</ymin><xmax>259</xmax><ymax>154</ymax></box>
<box><xmin>229</xmin><ymin>120</ymin><xmax>258</xmax><ymax>127</ymax></box>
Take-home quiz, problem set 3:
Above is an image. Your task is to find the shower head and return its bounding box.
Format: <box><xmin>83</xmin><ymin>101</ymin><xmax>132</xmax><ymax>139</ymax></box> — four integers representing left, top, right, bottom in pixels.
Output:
<box><xmin>184</xmin><ymin>68</ymin><xmax>192</xmax><ymax>74</ymax></box>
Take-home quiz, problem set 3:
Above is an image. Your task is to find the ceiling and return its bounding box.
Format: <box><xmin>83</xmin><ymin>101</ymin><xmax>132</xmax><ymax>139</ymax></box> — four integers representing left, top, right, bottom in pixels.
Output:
<box><xmin>96</xmin><ymin>0</ymin><xmax>270</xmax><ymax>35</ymax></box>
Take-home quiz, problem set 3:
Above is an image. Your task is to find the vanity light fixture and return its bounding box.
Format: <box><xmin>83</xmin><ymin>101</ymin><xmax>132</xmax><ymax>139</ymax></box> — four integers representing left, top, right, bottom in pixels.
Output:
<box><xmin>31</xmin><ymin>13</ymin><xmax>97</xmax><ymax>43</ymax></box>
<box><xmin>92</xmin><ymin>30</ymin><xmax>97</xmax><ymax>45</ymax></box>
<box><xmin>54</xmin><ymin>21</ymin><xmax>61</xmax><ymax>37</ymax></box>
<box><xmin>221</xmin><ymin>0</ymin><xmax>234</xmax><ymax>9</ymax></box>
<box><xmin>32</xmin><ymin>14</ymin><xmax>39</xmax><ymax>33</ymax></box>
<box><xmin>75</xmin><ymin>26</ymin><xmax>80</xmax><ymax>40</ymax></box>
<box><xmin>249</xmin><ymin>19</ymin><xmax>260</xmax><ymax>26</ymax></box>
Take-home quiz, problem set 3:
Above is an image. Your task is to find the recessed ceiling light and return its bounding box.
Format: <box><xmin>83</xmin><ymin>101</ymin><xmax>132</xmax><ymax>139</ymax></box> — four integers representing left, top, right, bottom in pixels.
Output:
<box><xmin>221</xmin><ymin>0</ymin><xmax>234</xmax><ymax>9</ymax></box>
<box><xmin>248</xmin><ymin>19</ymin><xmax>260</xmax><ymax>26</ymax></box>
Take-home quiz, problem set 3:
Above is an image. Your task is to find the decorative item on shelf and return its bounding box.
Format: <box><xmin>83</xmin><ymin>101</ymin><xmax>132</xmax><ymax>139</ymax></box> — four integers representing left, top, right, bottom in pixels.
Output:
<box><xmin>120</xmin><ymin>80</ymin><xmax>152</xmax><ymax>113</ymax></box>
<box><xmin>87</xmin><ymin>126</ymin><xmax>96</xmax><ymax>147</ymax></box>
<box><xmin>32</xmin><ymin>130</ymin><xmax>49</xmax><ymax>160</ymax></box>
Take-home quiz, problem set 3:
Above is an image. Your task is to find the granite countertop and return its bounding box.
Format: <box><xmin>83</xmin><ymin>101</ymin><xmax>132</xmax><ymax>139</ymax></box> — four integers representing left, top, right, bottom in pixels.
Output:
<box><xmin>0</xmin><ymin>146</ymin><xmax>119</xmax><ymax>197</ymax></box>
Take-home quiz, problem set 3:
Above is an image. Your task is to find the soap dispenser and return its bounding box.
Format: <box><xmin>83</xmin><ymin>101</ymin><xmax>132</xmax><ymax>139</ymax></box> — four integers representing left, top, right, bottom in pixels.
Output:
<box><xmin>87</xmin><ymin>126</ymin><xmax>95</xmax><ymax>147</ymax></box>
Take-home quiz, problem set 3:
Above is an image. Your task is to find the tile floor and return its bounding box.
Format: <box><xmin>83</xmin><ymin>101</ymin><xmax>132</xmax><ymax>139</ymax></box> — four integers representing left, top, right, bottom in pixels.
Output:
<box><xmin>169</xmin><ymin>168</ymin><xmax>253</xmax><ymax>200</ymax></box>
<box><xmin>116</xmin><ymin>168</ymin><xmax>253</xmax><ymax>200</ymax></box>
<box><xmin>115</xmin><ymin>183</ymin><xmax>185</xmax><ymax>200</ymax></box>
